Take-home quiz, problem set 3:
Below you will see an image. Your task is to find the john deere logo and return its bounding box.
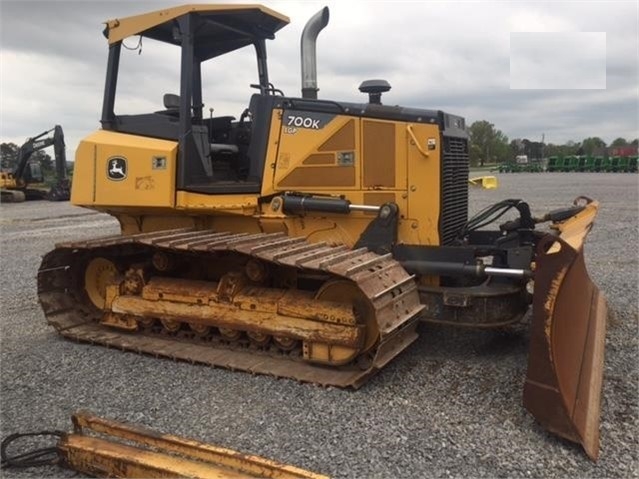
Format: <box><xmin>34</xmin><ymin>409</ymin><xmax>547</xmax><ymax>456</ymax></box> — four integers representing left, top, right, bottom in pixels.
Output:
<box><xmin>107</xmin><ymin>157</ymin><xmax>127</xmax><ymax>181</ymax></box>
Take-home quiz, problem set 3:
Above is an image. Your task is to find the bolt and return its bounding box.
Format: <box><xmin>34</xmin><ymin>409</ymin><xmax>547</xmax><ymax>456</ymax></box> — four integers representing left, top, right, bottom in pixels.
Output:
<box><xmin>271</xmin><ymin>197</ymin><xmax>282</xmax><ymax>212</ymax></box>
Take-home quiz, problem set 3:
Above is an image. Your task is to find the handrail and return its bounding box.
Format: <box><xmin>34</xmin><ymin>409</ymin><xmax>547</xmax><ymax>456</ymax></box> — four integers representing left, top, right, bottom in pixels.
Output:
<box><xmin>406</xmin><ymin>124</ymin><xmax>429</xmax><ymax>158</ymax></box>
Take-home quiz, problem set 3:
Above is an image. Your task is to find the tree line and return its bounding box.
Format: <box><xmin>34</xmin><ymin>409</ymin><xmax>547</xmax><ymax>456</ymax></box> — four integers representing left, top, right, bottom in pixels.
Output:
<box><xmin>468</xmin><ymin>120</ymin><xmax>638</xmax><ymax>166</ymax></box>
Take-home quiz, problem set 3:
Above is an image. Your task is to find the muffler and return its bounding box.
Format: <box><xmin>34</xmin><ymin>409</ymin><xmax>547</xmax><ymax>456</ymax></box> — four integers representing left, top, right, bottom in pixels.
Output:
<box><xmin>301</xmin><ymin>7</ymin><xmax>330</xmax><ymax>99</ymax></box>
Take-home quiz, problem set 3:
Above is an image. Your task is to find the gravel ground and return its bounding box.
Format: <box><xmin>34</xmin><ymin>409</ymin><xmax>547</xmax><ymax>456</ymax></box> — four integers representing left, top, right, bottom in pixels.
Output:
<box><xmin>0</xmin><ymin>173</ymin><xmax>637</xmax><ymax>478</ymax></box>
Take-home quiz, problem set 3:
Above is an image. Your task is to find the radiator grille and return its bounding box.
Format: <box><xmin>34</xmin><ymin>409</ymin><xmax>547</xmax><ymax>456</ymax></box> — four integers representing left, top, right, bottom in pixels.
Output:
<box><xmin>440</xmin><ymin>136</ymin><xmax>469</xmax><ymax>245</ymax></box>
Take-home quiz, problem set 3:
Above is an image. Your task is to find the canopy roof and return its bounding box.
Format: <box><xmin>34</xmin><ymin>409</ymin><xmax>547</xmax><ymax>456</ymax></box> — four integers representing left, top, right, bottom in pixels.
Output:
<box><xmin>104</xmin><ymin>4</ymin><xmax>290</xmax><ymax>59</ymax></box>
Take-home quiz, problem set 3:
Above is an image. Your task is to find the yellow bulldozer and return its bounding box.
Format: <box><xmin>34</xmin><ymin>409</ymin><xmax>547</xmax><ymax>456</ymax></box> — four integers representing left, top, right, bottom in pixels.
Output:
<box><xmin>37</xmin><ymin>4</ymin><xmax>607</xmax><ymax>461</ymax></box>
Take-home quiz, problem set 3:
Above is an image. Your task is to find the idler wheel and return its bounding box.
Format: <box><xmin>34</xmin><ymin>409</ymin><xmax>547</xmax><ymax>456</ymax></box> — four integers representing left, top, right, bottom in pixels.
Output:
<box><xmin>315</xmin><ymin>280</ymin><xmax>379</xmax><ymax>353</ymax></box>
<box><xmin>84</xmin><ymin>257</ymin><xmax>118</xmax><ymax>309</ymax></box>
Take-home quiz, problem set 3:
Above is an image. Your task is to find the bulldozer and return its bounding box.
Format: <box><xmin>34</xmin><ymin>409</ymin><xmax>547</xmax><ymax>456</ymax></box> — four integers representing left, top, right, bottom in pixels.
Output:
<box><xmin>37</xmin><ymin>4</ymin><xmax>607</xmax><ymax>460</ymax></box>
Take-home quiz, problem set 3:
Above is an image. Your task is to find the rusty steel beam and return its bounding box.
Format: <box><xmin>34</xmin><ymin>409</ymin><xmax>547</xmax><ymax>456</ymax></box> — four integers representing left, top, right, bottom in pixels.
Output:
<box><xmin>57</xmin><ymin>411</ymin><xmax>328</xmax><ymax>479</ymax></box>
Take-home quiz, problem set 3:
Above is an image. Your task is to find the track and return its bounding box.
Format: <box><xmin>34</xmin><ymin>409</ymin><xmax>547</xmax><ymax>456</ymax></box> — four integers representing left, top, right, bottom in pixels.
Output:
<box><xmin>37</xmin><ymin>228</ymin><xmax>423</xmax><ymax>388</ymax></box>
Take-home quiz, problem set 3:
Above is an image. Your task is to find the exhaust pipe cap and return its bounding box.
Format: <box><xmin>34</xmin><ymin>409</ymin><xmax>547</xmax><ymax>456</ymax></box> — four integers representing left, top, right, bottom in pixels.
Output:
<box><xmin>359</xmin><ymin>79</ymin><xmax>391</xmax><ymax>105</ymax></box>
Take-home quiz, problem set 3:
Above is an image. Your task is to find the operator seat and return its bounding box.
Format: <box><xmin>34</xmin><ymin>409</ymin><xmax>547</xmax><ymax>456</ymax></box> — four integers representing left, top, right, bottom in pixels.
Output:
<box><xmin>156</xmin><ymin>93</ymin><xmax>180</xmax><ymax>117</ymax></box>
<box><xmin>208</xmin><ymin>115</ymin><xmax>239</xmax><ymax>156</ymax></box>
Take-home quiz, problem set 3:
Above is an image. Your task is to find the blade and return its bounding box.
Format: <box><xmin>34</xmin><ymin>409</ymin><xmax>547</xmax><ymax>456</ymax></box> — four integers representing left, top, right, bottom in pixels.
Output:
<box><xmin>59</xmin><ymin>411</ymin><xmax>329</xmax><ymax>479</ymax></box>
<box><xmin>524</xmin><ymin>200</ymin><xmax>607</xmax><ymax>460</ymax></box>
<box><xmin>468</xmin><ymin>175</ymin><xmax>499</xmax><ymax>189</ymax></box>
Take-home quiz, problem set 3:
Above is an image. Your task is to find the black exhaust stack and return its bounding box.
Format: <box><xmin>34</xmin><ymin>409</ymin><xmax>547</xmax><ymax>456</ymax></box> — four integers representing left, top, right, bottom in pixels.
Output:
<box><xmin>301</xmin><ymin>7</ymin><xmax>330</xmax><ymax>99</ymax></box>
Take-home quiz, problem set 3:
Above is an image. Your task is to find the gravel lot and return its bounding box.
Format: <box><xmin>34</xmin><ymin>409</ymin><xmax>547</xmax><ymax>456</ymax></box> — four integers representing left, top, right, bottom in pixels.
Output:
<box><xmin>1</xmin><ymin>173</ymin><xmax>637</xmax><ymax>478</ymax></box>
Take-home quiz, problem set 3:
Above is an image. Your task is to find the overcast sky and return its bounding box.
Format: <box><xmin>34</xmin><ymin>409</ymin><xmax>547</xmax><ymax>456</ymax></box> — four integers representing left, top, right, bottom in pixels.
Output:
<box><xmin>1</xmin><ymin>0</ymin><xmax>637</xmax><ymax>160</ymax></box>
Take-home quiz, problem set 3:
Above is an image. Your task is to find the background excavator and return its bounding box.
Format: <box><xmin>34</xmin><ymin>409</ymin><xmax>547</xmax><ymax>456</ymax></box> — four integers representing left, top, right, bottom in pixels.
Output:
<box><xmin>0</xmin><ymin>125</ymin><xmax>70</xmax><ymax>203</ymax></box>
<box><xmin>37</xmin><ymin>4</ymin><xmax>607</xmax><ymax>462</ymax></box>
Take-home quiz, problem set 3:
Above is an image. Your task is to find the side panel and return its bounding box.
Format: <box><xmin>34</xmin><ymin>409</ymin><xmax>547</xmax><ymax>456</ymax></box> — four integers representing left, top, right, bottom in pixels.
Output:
<box><xmin>260</xmin><ymin>110</ymin><xmax>444</xmax><ymax>248</ymax></box>
<box><xmin>273</xmin><ymin>112</ymin><xmax>360</xmax><ymax>191</ymax></box>
<box><xmin>265</xmin><ymin>111</ymin><xmax>405</xmax><ymax>247</ymax></box>
<box><xmin>404</xmin><ymin>123</ymin><xmax>442</xmax><ymax>246</ymax></box>
<box><xmin>72</xmin><ymin>130</ymin><xmax>178</xmax><ymax>208</ymax></box>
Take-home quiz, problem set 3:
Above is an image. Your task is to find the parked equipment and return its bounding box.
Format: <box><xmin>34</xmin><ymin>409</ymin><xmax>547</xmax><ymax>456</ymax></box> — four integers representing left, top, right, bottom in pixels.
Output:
<box><xmin>37</xmin><ymin>5</ymin><xmax>607</xmax><ymax>459</ymax></box>
<box><xmin>547</xmin><ymin>156</ymin><xmax>562</xmax><ymax>172</ymax></box>
<box><xmin>582</xmin><ymin>156</ymin><xmax>596</xmax><ymax>172</ymax></box>
<box><xmin>544</xmin><ymin>154</ymin><xmax>636</xmax><ymax>173</ymax></box>
<box><xmin>468</xmin><ymin>175</ymin><xmax>498</xmax><ymax>189</ymax></box>
<box><xmin>498</xmin><ymin>162</ymin><xmax>543</xmax><ymax>173</ymax></box>
<box><xmin>0</xmin><ymin>125</ymin><xmax>70</xmax><ymax>202</ymax></box>
<box><xmin>0</xmin><ymin>411</ymin><xmax>327</xmax><ymax>478</ymax></box>
<box><xmin>497</xmin><ymin>162</ymin><xmax>521</xmax><ymax>173</ymax></box>
<box><xmin>568</xmin><ymin>157</ymin><xmax>580</xmax><ymax>172</ymax></box>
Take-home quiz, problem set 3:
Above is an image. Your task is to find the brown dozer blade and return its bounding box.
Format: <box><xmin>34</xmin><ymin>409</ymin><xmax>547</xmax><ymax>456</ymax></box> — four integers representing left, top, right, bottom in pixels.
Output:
<box><xmin>524</xmin><ymin>198</ymin><xmax>607</xmax><ymax>460</ymax></box>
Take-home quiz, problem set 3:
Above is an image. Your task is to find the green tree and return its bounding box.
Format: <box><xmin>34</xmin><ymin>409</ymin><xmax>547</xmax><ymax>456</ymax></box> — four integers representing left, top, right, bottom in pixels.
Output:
<box><xmin>1</xmin><ymin>142</ymin><xmax>19</xmax><ymax>169</ymax></box>
<box><xmin>510</xmin><ymin>139</ymin><xmax>523</xmax><ymax>159</ymax></box>
<box><xmin>544</xmin><ymin>143</ymin><xmax>559</xmax><ymax>157</ymax></box>
<box><xmin>545</xmin><ymin>141</ymin><xmax>580</xmax><ymax>158</ymax></box>
<box><xmin>631</xmin><ymin>139</ymin><xmax>638</xmax><ymax>146</ymax></box>
<box><xmin>493</xmin><ymin>136</ymin><xmax>510</xmax><ymax>164</ymax></box>
<box><xmin>610</xmin><ymin>137</ymin><xmax>628</xmax><ymax>147</ymax></box>
<box><xmin>580</xmin><ymin>137</ymin><xmax>606</xmax><ymax>156</ymax></box>
<box><xmin>564</xmin><ymin>140</ymin><xmax>581</xmax><ymax>156</ymax></box>
<box><xmin>468</xmin><ymin>120</ymin><xmax>509</xmax><ymax>166</ymax></box>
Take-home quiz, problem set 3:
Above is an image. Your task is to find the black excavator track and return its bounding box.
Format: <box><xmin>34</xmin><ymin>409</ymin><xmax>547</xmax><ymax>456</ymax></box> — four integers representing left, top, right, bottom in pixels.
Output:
<box><xmin>37</xmin><ymin>228</ymin><xmax>423</xmax><ymax>388</ymax></box>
